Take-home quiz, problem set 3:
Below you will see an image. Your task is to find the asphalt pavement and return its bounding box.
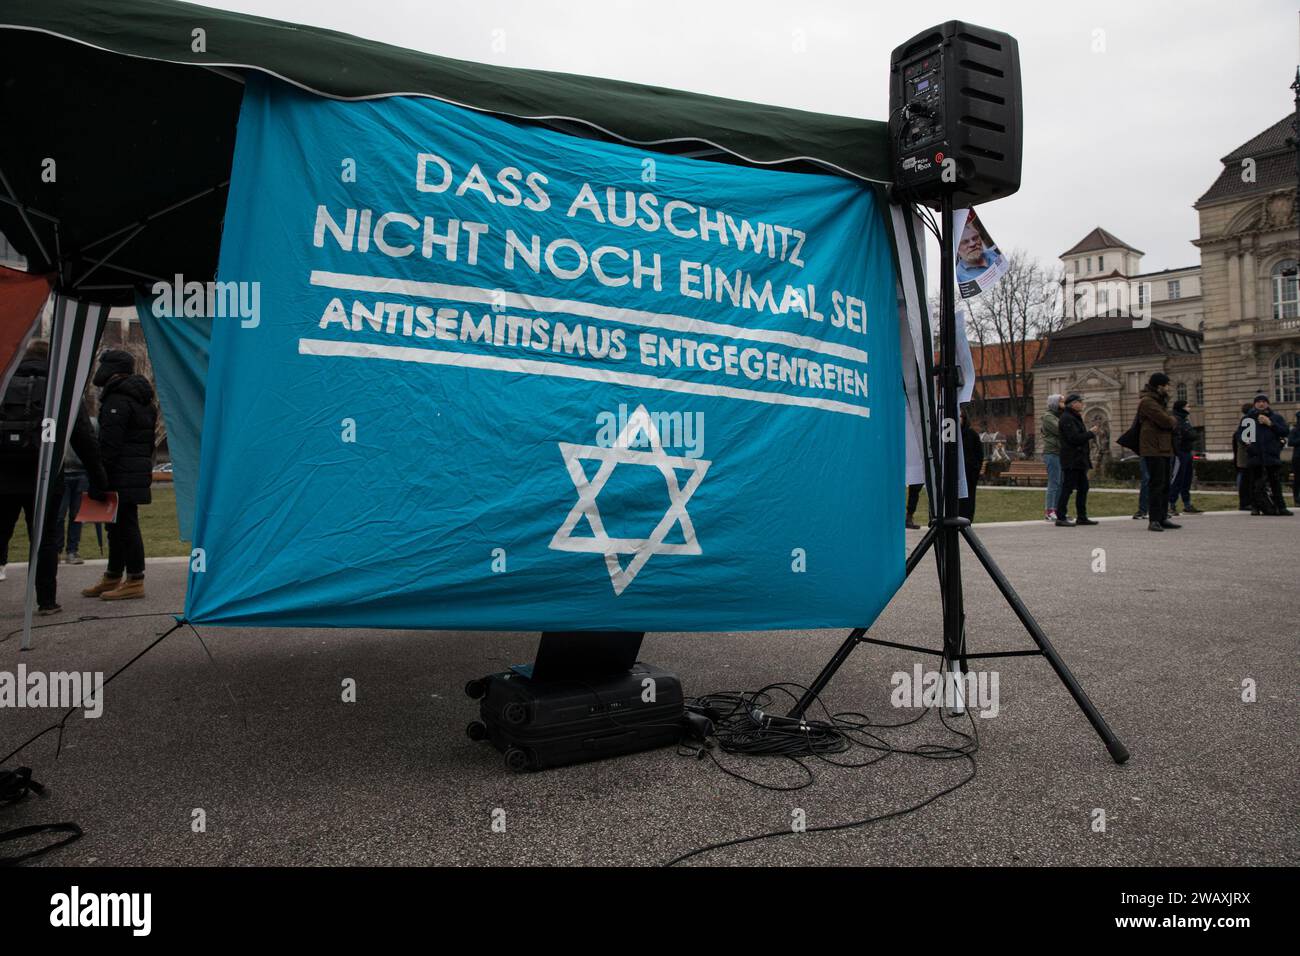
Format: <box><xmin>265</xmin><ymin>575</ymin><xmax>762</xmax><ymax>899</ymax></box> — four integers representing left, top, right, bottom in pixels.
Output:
<box><xmin>1</xmin><ymin>510</ymin><xmax>1295</xmax><ymax>866</ymax></box>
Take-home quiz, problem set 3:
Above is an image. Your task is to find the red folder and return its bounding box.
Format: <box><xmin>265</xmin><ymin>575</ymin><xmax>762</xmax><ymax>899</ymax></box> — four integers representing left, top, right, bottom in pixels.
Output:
<box><xmin>75</xmin><ymin>491</ymin><xmax>118</xmax><ymax>524</ymax></box>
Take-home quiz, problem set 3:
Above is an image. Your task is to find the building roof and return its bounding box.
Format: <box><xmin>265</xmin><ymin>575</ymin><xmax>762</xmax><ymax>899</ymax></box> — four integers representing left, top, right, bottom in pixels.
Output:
<box><xmin>1197</xmin><ymin>116</ymin><xmax>1296</xmax><ymax>206</ymax></box>
<box><xmin>1132</xmin><ymin>264</ymin><xmax>1199</xmax><ymax>279</ymax></box>
<box><xmin>1034</xmin><ymin>316</ymin><xmax>1203</xmax><ymax>367</ymax></box>
<box><xmin>1061</xmin><ymin>270</ymin><xmax>1129</xmax><ymax>284</ymax></box>
<box><xmin>1061</xmin><ymin>227</ymin><xmax>1144</xmax><ymax>257</ymax></box>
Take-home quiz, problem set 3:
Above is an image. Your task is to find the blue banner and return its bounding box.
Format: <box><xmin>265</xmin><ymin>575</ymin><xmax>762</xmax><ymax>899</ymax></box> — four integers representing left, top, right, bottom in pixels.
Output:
<box><xmin>136</xmin><ymin>293</ymin><xmax>211</xmax><ymax>542</ymax></box>
<box><xmin>185</xmin><ymin>76</ymin><xmax>904</xmax><ymax>631</ymax></box>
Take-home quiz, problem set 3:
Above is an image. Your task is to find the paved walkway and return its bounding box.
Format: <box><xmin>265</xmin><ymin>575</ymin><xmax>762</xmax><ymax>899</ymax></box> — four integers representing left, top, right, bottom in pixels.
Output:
<box><xmin>1</xmin><ymin>512</ymin><xmax>1295</xmax><ymax>866</ymax></box>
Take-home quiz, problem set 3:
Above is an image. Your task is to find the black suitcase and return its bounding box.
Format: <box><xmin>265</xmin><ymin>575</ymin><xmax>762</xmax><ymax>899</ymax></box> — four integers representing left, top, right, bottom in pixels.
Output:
<box><xmin>465</xmin><ymin>664</ymin><xmax>685</xmax><ymax>771</ymax></box>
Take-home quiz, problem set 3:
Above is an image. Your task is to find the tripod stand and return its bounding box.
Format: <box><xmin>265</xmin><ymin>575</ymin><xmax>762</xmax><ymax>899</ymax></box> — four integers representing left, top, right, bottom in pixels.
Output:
<box><xmin>789</xmin><ymin>195</ymin><xmax>1130</xmax><ymax>765</ymax></box>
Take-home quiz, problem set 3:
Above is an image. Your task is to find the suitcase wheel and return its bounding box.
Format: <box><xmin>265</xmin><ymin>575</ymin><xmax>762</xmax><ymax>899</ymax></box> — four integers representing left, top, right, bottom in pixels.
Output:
<box><xmin>466</xmin><ymin>720</ymin><xmax>488</xmax><ymax>742</ymax></box>
<box><xmin>464</xmin><ymin>678</ymin><xmax>488</xmax><ymax>700</ymax></box>
<box><xmin>503</xmin><ymin>702</ymin><xmax>528</xmax><ymax>725</ymax></box>
<box><xmin>504</xmin><ymin>747</ymin><xmax>531</xmax><ymax>772</ymax></box>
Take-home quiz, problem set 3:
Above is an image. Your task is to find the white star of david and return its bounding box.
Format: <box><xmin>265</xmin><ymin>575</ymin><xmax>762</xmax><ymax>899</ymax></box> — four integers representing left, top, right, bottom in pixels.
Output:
<box><xmin>549</xmin><ymin>404</ymin><xmax>711</xmax><ymax>595</ymax></box>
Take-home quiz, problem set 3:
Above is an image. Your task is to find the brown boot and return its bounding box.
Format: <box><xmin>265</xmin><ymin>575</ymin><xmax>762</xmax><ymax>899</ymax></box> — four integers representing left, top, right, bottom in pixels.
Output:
<box><xmin>82</xmin><ymin>574</ymin><xmax>122</xmax><ymax>598</ymax></box>
<box><xmin>101</xmin><ymin>576</ymin><xmax>145</xmax><ymax>601</ymax></box>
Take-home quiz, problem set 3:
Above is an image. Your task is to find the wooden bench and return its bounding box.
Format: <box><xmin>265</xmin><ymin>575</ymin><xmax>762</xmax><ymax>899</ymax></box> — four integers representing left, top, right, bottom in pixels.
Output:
<box><xmin>997</xmin><ymin>460</ymin><xmax>1048</xmax><ymax>487</ymax></box>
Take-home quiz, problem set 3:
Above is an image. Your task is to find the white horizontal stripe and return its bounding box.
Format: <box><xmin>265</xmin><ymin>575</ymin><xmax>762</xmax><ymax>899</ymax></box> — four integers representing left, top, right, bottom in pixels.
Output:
<box><xmin>308</xmin><ymin>270</ymin><xmax>870</xmax><ymax>365</ymax></box>
<box><xmin>298</xmin><ymin>338</ymin><xmax>870</xmax><ymax>419</ymax></box>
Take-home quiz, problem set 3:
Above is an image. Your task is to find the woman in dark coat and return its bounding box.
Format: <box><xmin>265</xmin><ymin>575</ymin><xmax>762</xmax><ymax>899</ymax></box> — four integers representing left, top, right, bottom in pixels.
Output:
<box><xmin>1055</xmin><ymin>394</ymin><xmax>1098</xmax><ymax>526</ymax></box>
<box><xmin>81</xmin><ymin>350</ymin><xmax>157</xmax><ymax>601</ymax></box>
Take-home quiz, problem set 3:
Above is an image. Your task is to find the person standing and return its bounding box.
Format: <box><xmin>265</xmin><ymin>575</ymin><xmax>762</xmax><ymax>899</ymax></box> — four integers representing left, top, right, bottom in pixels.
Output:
<box><xmin>52</xmin><ymin>423</ymin><xmax>91</xmax><ymax>564</ymax></box>
<box><xmin>1137</xmin><ymin>373</ymin><xmax>1180</xmax><ymax>532</ymax></box>
<box><xmin>1055</xmin><ymin>394</ymin><xmax>1098</xmax><ymax>527</ymax></box>
<box><xmin>1040</xmin><ymin>393</ymin><xmax>1063</xmax><ymax>522</ymax></box>
<box><xmin>959</xmin><ymin>409</ymin><xmax>983</xmax><ymax>522</ymax></box>
<box><xmin>0</xmin><ymin>340</ymin><xmax>106</xmax><ymax>613</ymax></box>
<box><xmin>1233</xmin><ymin>402</ymin><xmax>1253</xmax><ymax>511</ymax></box>
<box><xmin>905</xmin><ymin>483</ymin><xmax>923</xmax><ymax>530</ymax></box>
<box><xmin>1166</xmin><ymin>399</ymin><xmax>1202</xmax><ymax>516</ymax></box>
<box><xmin>81</xmin><ymin>350</ymin><xmax>157</xmax><ymax>601</ymax></box>
<box><xmin>1289</xmin><ymin>410</ymin><xmax>1300</xmax><ymax>508</ymax></box>
<box><xmin>1235</xmin><ymin>393</ymin><xmax>1292</xmax><ymax>517</ymax></box>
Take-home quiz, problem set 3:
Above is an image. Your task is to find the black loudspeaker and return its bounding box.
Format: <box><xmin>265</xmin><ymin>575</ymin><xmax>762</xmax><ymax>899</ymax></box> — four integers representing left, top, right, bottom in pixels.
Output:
<box><xmin>888</xmin><ymin>21</ymin><xmax>1022</xmax><ymax>207</ymax></box>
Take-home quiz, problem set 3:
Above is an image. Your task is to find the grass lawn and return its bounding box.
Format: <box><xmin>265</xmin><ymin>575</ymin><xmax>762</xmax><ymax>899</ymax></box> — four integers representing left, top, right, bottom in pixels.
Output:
<box><xmin>0</xmin><ymin>480</ymin><xmax>1246</xmax><ymax>568</ymax></box>
<box><xmin>4</xmin><ymin>484</ymin><xmax>190</xmax><ymax>565</ymax></box>
<box><xmin>912</xmin><ymin>486</ymin><xmax>1241</xmax><ymax>524</ymax></box>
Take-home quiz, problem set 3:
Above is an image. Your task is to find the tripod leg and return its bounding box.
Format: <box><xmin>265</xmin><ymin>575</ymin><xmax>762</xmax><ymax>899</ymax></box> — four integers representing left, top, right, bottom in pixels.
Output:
<box><xmin>959</xmin><ymin>524</ymin><xmax>1129</xmax><ymax>764</ymax></box>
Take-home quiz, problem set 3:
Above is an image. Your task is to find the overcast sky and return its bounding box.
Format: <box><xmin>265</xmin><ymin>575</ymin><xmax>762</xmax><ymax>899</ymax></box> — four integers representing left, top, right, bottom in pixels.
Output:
<box><xmin>206</xmin><ymin>0</ymin><xmax>1299</xmax><ymax>273</ymax></box>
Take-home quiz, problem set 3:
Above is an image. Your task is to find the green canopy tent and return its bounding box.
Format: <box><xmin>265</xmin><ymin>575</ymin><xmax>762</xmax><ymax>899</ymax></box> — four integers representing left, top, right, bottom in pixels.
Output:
<box><xmin>0</xmin><ymin>0</ymin><xmax>936</xmax><ymax>674</ymax></box>
<box><xmin>0</xmin><ymin>0</ymin><xmax>892</xmax><ymax>302</ymax></box>
<box><xmin>0</xmin><ymin>2</ymin><xmax>1130</xmax><ymax>765</ymax></box>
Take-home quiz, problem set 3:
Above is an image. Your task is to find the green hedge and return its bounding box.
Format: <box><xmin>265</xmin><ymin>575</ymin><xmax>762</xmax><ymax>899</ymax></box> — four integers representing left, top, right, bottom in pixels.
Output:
<box><xmin>1102</xmin><ymin>457</ymin><xmax>1292</xmax><ymax>484</ymax></box>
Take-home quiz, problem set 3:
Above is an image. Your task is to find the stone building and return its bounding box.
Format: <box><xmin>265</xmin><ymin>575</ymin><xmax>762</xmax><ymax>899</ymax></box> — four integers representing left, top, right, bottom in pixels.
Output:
<box><xmin>1032</xmin><ymin>316</ymin><xmax>1203</xmax><ymax>467</ymax></box>
<box><xmin>1194</xmin><ymin>116</ymin><xmax>1300</xmax><ymax>457</ymax></box>
<box><xmin>1060</xmin><ymin>226</ymin><xmax>1204</xmax><ymax>334</ymax></box>
<box><xmin>1037</xmin><ymin>108</ymin><xmax>1300</xmax><ymax>465</ymax></box>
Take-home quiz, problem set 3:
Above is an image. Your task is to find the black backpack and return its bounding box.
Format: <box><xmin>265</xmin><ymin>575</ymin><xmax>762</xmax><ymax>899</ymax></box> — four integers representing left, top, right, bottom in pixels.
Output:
<box><xmin>0</xmin><ymin>372</ymin><xmax>48</xmax><ymax>457</ymax></box>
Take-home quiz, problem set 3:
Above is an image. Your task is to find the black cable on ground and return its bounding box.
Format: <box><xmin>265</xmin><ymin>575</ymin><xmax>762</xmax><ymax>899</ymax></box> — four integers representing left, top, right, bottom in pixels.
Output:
<box><xmin>667</xmin><ymin>664</ymin><xmax>979</xmax><ymax>866</ymax></box>
<box><xmin>0</xmin><ymin>617</ymin><xmax>189</xmax><ymax>866</ymax></box>
<box><xmin>1</xmin><ymin>619</ymin><xmax>185</xmax><ymax>765</ymax></box>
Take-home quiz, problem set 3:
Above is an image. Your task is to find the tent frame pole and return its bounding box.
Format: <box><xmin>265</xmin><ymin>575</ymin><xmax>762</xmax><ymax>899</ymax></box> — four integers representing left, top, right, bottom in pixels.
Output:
<box><xmin>0</xmin><ymin>165</ymin><xmax>56</xmax><ymax>269</ymax></box>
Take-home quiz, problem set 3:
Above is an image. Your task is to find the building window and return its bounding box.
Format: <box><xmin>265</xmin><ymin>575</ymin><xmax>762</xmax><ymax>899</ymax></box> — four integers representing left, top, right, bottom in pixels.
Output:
<box><xmin>1195</xmin><ymin>380</ymin><xmax>1204</xmax><ymax>405</ymax></box>
<box><xmin>1275</xmin><ymin>352</ymin><xmax>1300</xmax><ymax>403</ymax></box>
<box><xmin>1098</xmin><ymin>255</ymin><xmax>1104</xmax><ymax>271</ymax></box>
<box><xmin>1127</xmin><ymin>371</ymin><xmax>1141</xmax><ymax>393</ymax></box>
<box><xmin>1138</xmin><ymin>283</ymin><xmax>1146</xmax><ymax>309</ymax></box>
<box><xmin>1168</xmin><ymin>279</ymin><xmax>1181</xmax><ymax>300</ymax></box>
<box><xmin>1176</xmin><ymin>381</ymin><xmax>1188</xmax><ymax>403</ymax></box>
<box><xmin>1098</xmin><ymin>289</ymin><xmax>1109</xmax><ymax>313</ymax></box>
<box><xmin>1272</xmin><ymin>260</ymin><xmax>1299</xmax><ymax>320</ymax></box>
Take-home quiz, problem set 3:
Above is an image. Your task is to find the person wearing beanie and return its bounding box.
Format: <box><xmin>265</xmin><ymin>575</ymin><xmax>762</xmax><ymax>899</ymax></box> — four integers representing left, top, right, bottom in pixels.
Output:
<box><xmin>1289</xmin><ymin>410</ymin><xmax>1300</xmax><ymax>508</ymax></box>
<box><xmin>1137</xmin><ymin>372</ymin><xmax>1180</xmax><ymax>531</ymax></box>
<box><xmin>1233</xmin><ymin>393</ymin><xmax>1292</xmax><ymax>516</ymax></box>
<box><xmin>0</xmin><ymin>341</ymin><xmax>107</xmax><ymax>611</ymax></box>
<box><xmin>81</xmin><ymin>349</ymin><xmax>158</xmax><ymax>601</ymax></box>
<box><xmin>1166</xmin><ymin>398</ymin><xmax>1202</xmax><ymax>516</ymax></box>
<box><xmin>1054</xmin><ymin>394</ymin><xmax>1098</xmax><ymax>527</ymax></box>
<box><xmin>1040</xmin><ymin>393</ymin><xmax>1063</xmax><ymax>522</ymax></box>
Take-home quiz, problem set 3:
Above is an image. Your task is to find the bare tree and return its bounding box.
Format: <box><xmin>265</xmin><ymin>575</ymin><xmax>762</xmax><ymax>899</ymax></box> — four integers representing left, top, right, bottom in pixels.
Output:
<box><xmin>965</xmin><ymin>250</ymin><xmax>1064</xmax><ymax>441</ymax></box>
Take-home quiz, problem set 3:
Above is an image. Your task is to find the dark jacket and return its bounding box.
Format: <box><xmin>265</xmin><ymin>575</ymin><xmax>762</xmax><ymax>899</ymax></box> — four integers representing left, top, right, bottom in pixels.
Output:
<box><xmin>1288</xmin><ymin>415</ymin><xmax>1300</xmax><ymax>461</ymax></box>
<box><xmin>1171</xmin><ymin>408</ymin><xmax>1197</xmax><ymax>455</ymax></box>
<box><xmin>1058</xmin><ymin>406</ymin><xmax>1095</xmax><ymax>471</ymax></box>
<box><xmin>0</xmin><ymin>357</ymin><xmax>106</xmax><ymax>496</ymax></box>
<box><xmin>98</xmin><ymin>374</ymin><xmax>157</xmax><ymax>504</ymax></box>
<box><xmin>961</xmin><ymin>422</ymin><xmax>983</xmax><ymax>488</ymax></box>
<box><xmin>1234</xmin><ymin>407</ymin><xmax>1288</xmax><ymax>466</ymax></box>
<box><xmin>1136</xmin><ymin>386</ymin><xmax>1176</xmax><ymax>457</ymax></box>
